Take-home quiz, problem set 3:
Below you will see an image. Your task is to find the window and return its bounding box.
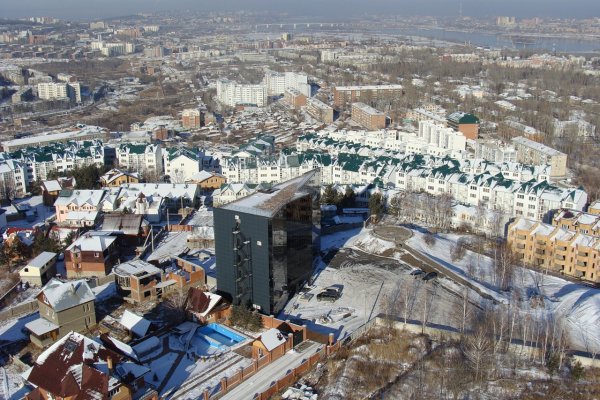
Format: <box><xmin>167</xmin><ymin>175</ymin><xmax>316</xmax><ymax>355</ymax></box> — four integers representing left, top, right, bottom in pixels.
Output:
<box><xmin>94</xmin><ymin>252</ymin><xmax>100</xmax><ymax>258</ymax></box>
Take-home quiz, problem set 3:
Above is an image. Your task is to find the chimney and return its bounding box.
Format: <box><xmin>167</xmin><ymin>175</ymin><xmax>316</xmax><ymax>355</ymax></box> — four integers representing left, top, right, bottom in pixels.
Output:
<box><xmin>107</xmin><ymin>356</ymin><xmax>113</xmax><ymax>372</ymax></box>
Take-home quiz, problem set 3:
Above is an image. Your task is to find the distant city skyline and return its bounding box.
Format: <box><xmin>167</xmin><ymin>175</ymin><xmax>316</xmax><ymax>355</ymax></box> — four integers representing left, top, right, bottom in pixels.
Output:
<box><xmin>1</xmin><ymin>0</ymin><xmax>599</xmax><ymax>21</ymax></box>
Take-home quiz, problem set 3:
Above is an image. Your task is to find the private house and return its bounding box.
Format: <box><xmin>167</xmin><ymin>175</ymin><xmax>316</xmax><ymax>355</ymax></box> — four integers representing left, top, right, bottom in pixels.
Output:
<box><xmin>187</xmin><ymin>170</ymin><xmax>226</xmax><ymax>191</ymax></box>
<box><xmin>113</xmin><ymin>260</ymin><xmax>163</xmax><ymax>304</ymax></box>
<box><xmin>100</xmin><ymin>168</ymin><xmax>140</xmax><ymax>188</ymax></box>
<box><xmin>54</xmin><ymin>189</ymin><xmax>106</xmax><ymax>224</ymax></box>
<box><xmin>99</xmin><ymin>213</ymin><xmax>150</xmax><ymax>245</ymax></box>
<box><xmin>25</xmin><ymin>278</ymin><xmax>96</xmax><ymax>347</ymax></box>
<box><xmin>65</xmin><ymin>233</ymin><xmax>118</xmax><ymax>278</ymax></box>
<box><xmin>40</xmin><ymin>177</ymin><xmax>76</xmax><ymax>206</ymax></box>
<box><xmin>62</xmin><ymin>210</ymin><xmax>101</xmax><ymax>228</ymax></box>
<box><xmin>19</xmin><ymin>251</ymin><xmax>57</xmax><ymax>286</ymax></box>
<box><xmin>23</xmin><ymin>331</ymin><xmax>156</xmax><ymax>400</ymax></box>
<box><xmin>163</xmin><ymin>256</ymin><xmax>206</xmax><ymax>291</ymax></box>
<box><xmin>117</xmin><ymin>183</ymin><xmax>200</xmax><ymax>213</ymax></box>
<box><xmin>185</xmin><ymin>287</ymin><xmax>226</xmax><ymax>323</ymax></box>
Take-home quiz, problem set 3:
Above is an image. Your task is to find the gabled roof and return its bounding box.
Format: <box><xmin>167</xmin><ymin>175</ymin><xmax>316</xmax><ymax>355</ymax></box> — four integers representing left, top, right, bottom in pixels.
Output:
<box><xmin>67</xmin><ymin>233</ymin><xmax>117</xmax><ymax>253</ymax></box>
<box><xmin>40</xmin><ymin>278</ymin><xmax>95</xmax><ymax>312</ymax></box>
<box><xmin>259</xmin><ymin>328</ymin><xmax>287</xmax><ymax>351</ymax></box>
<box><xmin>119</xmin><ymin>310</ymin><xmax>151</xmax><ymax>337</ymax></box>
<box><xmin>26</xmin><ymin>332</ymin><xmax>122</xmax><ymax>398</ymax></box>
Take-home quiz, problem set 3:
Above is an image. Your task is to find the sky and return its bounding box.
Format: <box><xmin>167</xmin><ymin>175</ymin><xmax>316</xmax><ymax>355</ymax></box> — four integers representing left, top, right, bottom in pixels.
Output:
<box><xmin>1</xmin><ymin>0</ymin><xmax>599</xmax><ymax>20</ymax></box>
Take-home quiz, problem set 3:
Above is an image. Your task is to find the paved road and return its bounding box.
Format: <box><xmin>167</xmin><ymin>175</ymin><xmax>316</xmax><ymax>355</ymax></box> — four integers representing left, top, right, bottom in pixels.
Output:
<box><xmin>220</xmin><ymin>341</ymin><xmax>321</xmax><ymax>400</ymax></box>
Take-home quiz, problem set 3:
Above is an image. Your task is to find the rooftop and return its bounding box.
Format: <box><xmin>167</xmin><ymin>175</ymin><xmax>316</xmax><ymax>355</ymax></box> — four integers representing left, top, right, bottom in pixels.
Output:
<box><xmin>219</xmin><ymin>170</ymin><xmax>316</xmax><ymax>218</ymax></box>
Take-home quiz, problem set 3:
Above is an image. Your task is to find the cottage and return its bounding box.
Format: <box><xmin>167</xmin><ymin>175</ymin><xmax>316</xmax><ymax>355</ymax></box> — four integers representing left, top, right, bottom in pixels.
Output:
<box><xmin>19</xmin><ymin>251</ymin><xmax>57</xmax><ymax>286</ymax></box>
<box><xmin>25</xmin><ymin>278</ymin><xmax>96</xmax><ymax>347</ymax></box>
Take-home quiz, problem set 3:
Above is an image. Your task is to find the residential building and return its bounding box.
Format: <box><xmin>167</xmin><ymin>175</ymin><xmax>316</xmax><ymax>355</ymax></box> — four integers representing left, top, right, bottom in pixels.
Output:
<box><xmin>113</xmin><ymin>260</ymin><xmax>163</xmax><ymax>304</ymax></box>
<box><xmin>475</xmin><ymin>139</ymin><xmax>517</xmax><ymax>163</ymax></box>
<box><xmin>284</xmin><ymin>88</ymin><xmax>307</xmax><ymax>109</ymax></box>
<box><xmin>214</xmin><ymin>171</ymin><xmax>320</xmax><ymax>314</ymax></box>
<box><xmin>212</xmin><ymin>183</ymin><xmax>263</xmax><ymax>206</ymax></box>
<box><xmin>512</xmin><ymin>136</ymin><xmax>567</xmax><ymax>179</ymax></box>
<box><xmin>100</xmin><ymin>168</ymin><xmax>140</xmax><ymax>187</ymax></box>
<box><xmin>0</xmin><ymin>158</ymin><xmax>27</xmax><ymax>199</ymax></box>
<box><xmin>23</xmin><ymin>331</ymin><xmax>154</xmax><ymax>400</ymax></box>
<box><xmin>182</xmin><ymin>108</ymin><xmax>201</xmax><ymax>129</ymax></box>
<box><xmin>306</xmin><ymin>98</ymin><xmax>334</xmax><ymax>124</ymax></box>
<box><xmin>11</xmin><ymin>140</ymin><xmax>105</xmax><ymax>182</ymax></box>
<box><xmin>351</xmin><ymin>102</ymin><xmax>386</xmax><ymax>130</ymax></box>
<box><xmin>508</xmin><ymin>218</ymin><xmax>600</xmax><ymax>283</ymax></box>
<box><xmin>263</xmin><ymin>70</ymin><xmax>311</xmax><ymax>97</ymax></box>
<box><xmin>333</xmin><ymin>84</ymin><xmax>403</xmax><ymax>107</ymax></box>
<box><xmin>417</xmin><ymin>120</ymin><xmax>466</xmax><ymax>151</ymax></box>
<box><xmin>41</xmin><ymin>177</ymin><xmax>76</xmax><ymax>206</ymax></box>
<box><xmin>99</xmin><ymin>213</ymin><xmax>150</xmax><ymax>245</ymax></box>
<box><xmin>116</xmin><ymin>143</ymin><xmax>163</xmax><ymax>178</ymax></box>
<box><xmin>216</xmin><ymin>79</ymin><xmax>267</xmax><ymax>107</ymax></box>
<box><xmin>25</xmin><ymin>278</ymin><xmax>95</xmax><ymax>347</ymax></box>
<box><xmin>54</xmin><ymin>189</ymin><xmax>105</xmax><ymax>223</ymax></box>
<box><xmin>164</xmin><ymin>147</ymin><xmax>200</xmax><ymax>183</ymax></box>
<box><xmin>552</xmin><ymin>209</ymin><xmax>600</xmax><ymax>237</ymax></box>
<box><xmin>116</xmin><ymin>182</ymin><xmax>200</xmax><ymax>212</ymax></box>
<box><xmin>19</xmin><ymin>251</ymin><xmax>57</xmax><ymax>286</ymax></box>
<box><xmin>2</xmin><ymin>125</ymin><xmax>106</xmax><ymax>152</ymax></box>
<box><xmin>65</xmin><ymin>233</ymin><xmax>118</xmax><ymax>278</ymax></box>
<box><xmin>447</xmin><ymin>111</ymin><xmax>480</xmax><ymax>140</ymax></box>
<box><xmin>187</xmin><ymin>170</ymin><xmax>227</xmax><ymax>190</ymax></box>
<box><xmin>37</xmin><ymin>81</ymin><xmax>81</xmax><ymax>102</ymax></box>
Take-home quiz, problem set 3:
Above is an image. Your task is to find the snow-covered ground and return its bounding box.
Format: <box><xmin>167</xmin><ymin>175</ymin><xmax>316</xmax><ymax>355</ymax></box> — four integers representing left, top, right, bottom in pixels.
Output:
<box><xmin>408</xmin><ymin>230</ymin><xmax>600</xmax><ymax>353</ymax></box>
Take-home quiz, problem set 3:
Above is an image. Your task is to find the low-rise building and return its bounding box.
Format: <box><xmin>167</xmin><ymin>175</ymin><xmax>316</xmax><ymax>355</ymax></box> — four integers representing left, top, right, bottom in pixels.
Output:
<box><xmin>65</xmin><ymin>233</ymin><xmax>118</xmax><ymax>278</ymax></box>
<box><xmin>54</xmin><ymin>189</ymin><xmax>106</xmax><ymax>224</ymax></box>
<box><xmin>113</xmin><ymin>260</ymin><xmax>163</xmax><ymax>304</ymax></box>
<box><xmin>508</xmin><ymin>217</ymin><xmax>600</xmax><ymax>283</ymax></box>
<box><xmin>1</xmin><ymin>125</ymin><xmax>107</xmax><ymax>152</ymax></box>
<box><xmin>100</xmin><ymin>168</ymin><xmax>140</xmax><ymax>187</ymax></box>
<box><xmin>23</xmin><ymin>331</ymin><xmax>154</xmax><ymax>399</ymax></box>
<box><xmin>19</xmin><ymin>251</ymin><xmax>57</xmax><ymax>286</ymax></box>
<box><xmin>25</xmin><ymin>278</ymin><xmax>96</xmax><ymax>347</ymax></box>
<box><xmin>187</xmin><ymin>170</ymin><xmax>227</xmax><ymax>191</ymax></box>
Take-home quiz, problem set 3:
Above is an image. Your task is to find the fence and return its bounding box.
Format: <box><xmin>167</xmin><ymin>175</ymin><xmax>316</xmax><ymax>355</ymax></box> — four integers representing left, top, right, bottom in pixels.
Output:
<box><xmin>0</xmin><ymin>282</ymin><xmax>23</xmax><ymax>309</ymax></box>
<box><xmin>0</xmin><ymin>300</ymin><xmax>38</xmax><ymax>322</ymax></box>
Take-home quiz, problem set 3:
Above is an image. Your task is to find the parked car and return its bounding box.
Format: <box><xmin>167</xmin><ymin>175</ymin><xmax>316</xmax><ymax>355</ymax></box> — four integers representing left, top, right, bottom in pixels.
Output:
<box><xmin>410</xmin><ymin>269</ymin><xmax>424</xmax><ymax>278</ymax></box>
<box><xmin>422</xmin><ymin>272</ymin><xmax>438</xmax><ymax>281</ymax></box>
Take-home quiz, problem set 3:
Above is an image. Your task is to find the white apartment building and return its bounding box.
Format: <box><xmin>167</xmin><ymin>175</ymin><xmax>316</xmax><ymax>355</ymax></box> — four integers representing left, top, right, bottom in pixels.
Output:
<box><xmin>475</xmin><ymin>139</ymin><xmax>517</xmax><ymax>163</ymax></box>
<box><xmin>10</xmin><ymin>140</ymin><xmax>105</xmax><ymax>182</ymax></box>
<box><xmin>263</xmin><ymin>70</ymin><xmax>311</xmax><ymax>97</ymax></box>
<box><xmin>0</xmin><ymin>158</ymin><xmax>28</xmax><ymax>199</ymax></box>
<box><xmin>163</xmin><ymin>148</ymin><xmax>200</xmax><ymax>183</ymax></box>
<box><xmin>37</xmin><ymin>82</ymin><xmax>81</xmax><ymax>103</ymax></box>
<box><xmin>216</xmin><ymin>79</ymin><xmax>267</xmax><ymax>107</ymax></box>
<box><xmin>116</xmin><ymin>143</ymin><xmax>163</xmax><ymax>177</ymax></box>
<box><xmin>418</xmin><ymin>120</ymin><xmax>466</xmax><ymax>151</ymax></box>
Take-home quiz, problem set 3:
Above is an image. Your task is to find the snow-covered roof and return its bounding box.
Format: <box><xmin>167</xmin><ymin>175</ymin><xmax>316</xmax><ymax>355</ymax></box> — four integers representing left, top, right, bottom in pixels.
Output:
<box><xmin>43</xmin><ymin>180</ymin><xmax>62</xmax><ymax>192</ymax></box>
<box><xmin>25</xmin><ymin>318</ymin><xmax>59</xmax><ymax>336</ymax></box>
<box><xmin>27</xmin><ymin>251</ymin><xmax>57</xmax><ymax>269</ymax></box>
<box><xmin>41</xmin><ymin>278</ymin><xmax>95</xmax><ymax>312</ymax></box>
<box><xmin>119</xmin><ymin>310</ymin><xmax>151</xmax><ymax>337</ymax></box>
<box><xmin>54</xmin><ymin>189</ymin><xmax>106</xmax><ymax>207</ymax></box>
<box><xmin>113</xmin><ymin>259</ymin><xmax>161</xmax><ymax>277</ymax></box>
<box><xmin>259</xmin><ymin>328</ymin><xmax>287</xmax><ymax>351</ymax></box>
<box><xmin>67</xmin><ymin>233</ymin><xmax>117</xmax><ymax>252</ymax></box>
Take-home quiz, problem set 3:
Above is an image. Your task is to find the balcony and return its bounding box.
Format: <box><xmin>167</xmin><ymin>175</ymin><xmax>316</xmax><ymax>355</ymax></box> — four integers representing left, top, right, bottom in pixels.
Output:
<box><xmin>576</xmin><ymin>261</ymin><xmax>587</xmax><ymax>268</ymax></box>
<box><xmin>516</xmin><ymin>244</ymin><xmax>526</xmax><ymax>250</ymax></box>
<box><xmin>556</xmin><ymin>246</ymin><xmax>567</xmax><ymax>252</ymax></box>
<box><xmin>578</xmin><ymin>252</ymin><xmax>589</xmax><ymax>258</ymax></box>
<box><xmin>535</xmin><ymin>249</ymin><xmax>545</xmax><ymax>256</ymax></box>
<box><xmin>555</xmin><ymin>255</ymin><xmax>566</xmax><ymax>261</ymax></box>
